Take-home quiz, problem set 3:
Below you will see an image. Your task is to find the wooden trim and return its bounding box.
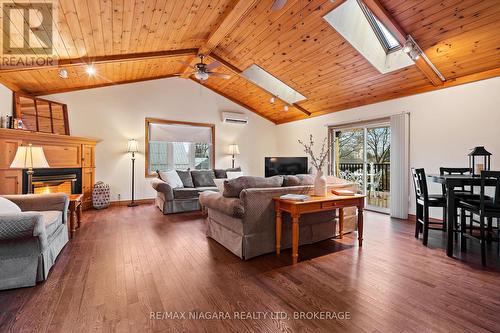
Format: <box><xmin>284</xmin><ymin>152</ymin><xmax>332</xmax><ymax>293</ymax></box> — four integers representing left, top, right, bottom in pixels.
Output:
<box><xmin>209</xmin><ymin>53</ymin><xmax>242</xmax><ymax>74</ymax></box>
<box><xmin>276</xmin><ymin>67</ymin><xmax>500</xmax><ymax>124</ymax></box>
<box><xmin>190</xmin><ymin>77</ymin><xmax>277</xmax><ymax>124</ymax></box>
<box><xmin>200</xmin><ymin>1</ymin><xmax>259</xmax><ymax>55</ymax></box>
<box><xmin>361</xmin><ymin>0</ymin><xmax>443</xmax><ymax>86</ymax></box>
<box><xmin>34</xmin><ymin>74</ymin><xmax>179</xmax><ymax>96</ymax></box>
<box><xmin>144</xmin><ymin>118</ymin><xmax>216</xmax><ymax>177</ymax></box>
<box><xmin>108</xmin><ymin>198</ymin><xmax>154</xmax><ymax>207</ymax></box>
<box><xmin>0</xmin><ymin>128</ymin><xmax>99</xmax><ymax>145</ymax></box>
<box><xmin>0</xmin><ymin>49</ymin><xmax>199</xmax><ymax>73</ymax></box>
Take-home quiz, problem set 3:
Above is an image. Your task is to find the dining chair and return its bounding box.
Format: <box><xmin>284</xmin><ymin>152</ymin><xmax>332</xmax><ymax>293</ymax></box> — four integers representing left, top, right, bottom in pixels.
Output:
<box><xmin>411</xmin><ymin>168</ymin><xmax>447</xmax><ymax>246</ymax></box>
<box><xmin>457</xmin><ymin>170</ymin><xmax>500</xmax><ymax>266</ymax></box>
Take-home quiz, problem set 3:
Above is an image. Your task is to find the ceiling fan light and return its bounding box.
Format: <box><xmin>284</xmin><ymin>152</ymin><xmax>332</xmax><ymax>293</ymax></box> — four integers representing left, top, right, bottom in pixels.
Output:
<box><xmin>195</xmin><ymin>71</ymin><xmax>209</xmax><ymax>81</ymax></box>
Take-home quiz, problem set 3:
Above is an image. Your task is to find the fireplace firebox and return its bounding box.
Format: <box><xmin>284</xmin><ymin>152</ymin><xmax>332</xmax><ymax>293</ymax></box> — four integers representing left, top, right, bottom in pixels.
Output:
<box><xmin>22</xmin><ymin>168</ymin><xmax>82</xmax><ymax>195</ymax></box>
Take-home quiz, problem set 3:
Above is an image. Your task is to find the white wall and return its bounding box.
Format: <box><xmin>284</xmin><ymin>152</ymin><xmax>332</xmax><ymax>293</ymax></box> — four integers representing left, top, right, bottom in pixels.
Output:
<box><xmin>0</xmin><ymin>83</ymin><xmax>12</xmax><ymax>118</ymax></box>
<box><xmin>276</xmin><ymin>76</ymin><xmax>500</xmax><ymax>217</ymax></box>
<box><xmin>46</xmin><ymin>78</ymin><xmax>278</xmax><ymax>201</ymax></box>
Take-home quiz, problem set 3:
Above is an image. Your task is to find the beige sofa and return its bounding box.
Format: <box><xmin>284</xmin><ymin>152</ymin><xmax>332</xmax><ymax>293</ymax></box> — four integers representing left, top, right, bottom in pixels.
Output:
<box><xmin>199</xmin><ymin>175</ymin><xmax>357</xmax><ymax>259</ymax></box>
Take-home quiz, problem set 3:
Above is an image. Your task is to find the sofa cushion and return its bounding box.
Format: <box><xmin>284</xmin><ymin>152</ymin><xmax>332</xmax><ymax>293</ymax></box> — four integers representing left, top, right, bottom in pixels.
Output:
<box><xmin>296</xmin><ymin>174</ymin><xmax>314</xmax><ymax>185</ymax></box>
<box><xmin>0</xmin><ymin>197</ymin><xmax>21</xmax><ymax>213</ymax></box>
<box><xmin>282</xmin><ymin>175</ymin><xmax>301</xmax><ymax>187</ymax></box>
<box><xmin>157</xmin><ymin>170</ymin><xmax>184</xmax><ymax>188</ymax></box>
<box><xmin>31</xmin><ymin>210</ymin><xmax>62</xmax><ymax>236</ymax></box>
<box><xmin>223</xmin><ymin>175</ymin><xmax>284</xmax><ymax>198</ymax></box>
<box><xmin>173</xmin><ymin>188</ymin><xmax>199</xmax><ymax>199</ymax></box>
<box><xmin>176</xmin><ymin>170</ymin><xmax>194</xmax><ymax>188</ymax></box>
<box><xmin>196</xmin><ymin>187</ymin><xmax>219</xmax><ymax>192</ymax></box>
<box><xmin>191</xmin><ymin>170</ymin><xmax>216</xmax><ymax>187</ymax></box>
<box><xmin>214</xmin><ymin>169</ymin><xmax>227</xmax><ymax>179</ymax></box>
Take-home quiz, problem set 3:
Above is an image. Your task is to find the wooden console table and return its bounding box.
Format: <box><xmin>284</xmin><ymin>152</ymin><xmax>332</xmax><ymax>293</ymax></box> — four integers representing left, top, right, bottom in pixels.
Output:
<box><xmin>68</xmin><ymin>194</ymin><xmax>83</xmax><ymax>238</ymax></box>
<box><xmin>273</xmin><ymin>194</ymin><xmax>365</xmax><ymax>265</ymax></box>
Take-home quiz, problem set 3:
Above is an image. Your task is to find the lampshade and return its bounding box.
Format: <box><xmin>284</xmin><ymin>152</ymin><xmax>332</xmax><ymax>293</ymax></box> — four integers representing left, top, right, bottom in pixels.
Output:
<box><xmin>127</xmin><ymin>139</ymin><xmax>139</xmax><ymax>153</ymax></box>
<box><xmin>10</xmin><ymin>144</ymin><xmax>49</xmax><ymax>169</ymax></box>
<box><xmin>228</xmin><ymin>144</ymin><xmax>240</xmax><ymax>155</ymax></box>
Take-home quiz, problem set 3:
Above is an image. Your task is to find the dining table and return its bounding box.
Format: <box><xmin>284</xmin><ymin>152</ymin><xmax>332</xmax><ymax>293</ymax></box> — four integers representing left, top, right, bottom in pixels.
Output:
<box><xmin>427</xmin><ymin>174</ymin><xmax>496</xmax><ymax>257</ymax></box>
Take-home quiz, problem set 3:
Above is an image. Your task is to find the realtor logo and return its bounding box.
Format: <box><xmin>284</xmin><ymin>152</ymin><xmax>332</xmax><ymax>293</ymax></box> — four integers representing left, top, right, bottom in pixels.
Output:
<box><xmin>1</xmin><ymin>1</ymin><xmax>56</xmax><ymax>67</ymax></box>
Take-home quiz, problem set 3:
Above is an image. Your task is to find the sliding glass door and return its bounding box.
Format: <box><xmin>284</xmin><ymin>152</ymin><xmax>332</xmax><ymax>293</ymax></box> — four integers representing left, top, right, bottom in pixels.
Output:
<box><xmin>331</xmin><ymin>124</ymin><xmax>391</xmax><ymax>213</ymax></box>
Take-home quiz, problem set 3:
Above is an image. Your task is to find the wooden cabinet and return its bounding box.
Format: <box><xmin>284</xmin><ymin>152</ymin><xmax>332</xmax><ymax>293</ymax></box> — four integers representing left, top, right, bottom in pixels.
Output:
<box><xmin>0</xmin><ymin>139</ymin><xmax>21</xmax><ymax>168</ymax></box>
<box><xmin>82</xmin><ymin>144</ymin><xmax>94</xmax><ymax>168</ymax></box>
<box><xmin>82</xmin><ymin>167</ymin><xmax>95</xmax><ymax>209</ymax></box>
<box><xmin>0</xmin><ymin>129</ymin><xmax>99</xmax><ymax>209</ymax></box>
<box><xmin>42</xmin><ymin>144</ymin><xmax>81</xmax><ymax>167</ymax></box>
<box><xmin>0</xmin><ymin>170</ymin><xmax>22</xmax><ymax>195</ymax></box>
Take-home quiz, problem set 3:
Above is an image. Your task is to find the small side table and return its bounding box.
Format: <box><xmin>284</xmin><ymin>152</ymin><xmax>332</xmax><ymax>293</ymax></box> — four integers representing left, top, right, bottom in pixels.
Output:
<box><xmin>68</xmin><ymin>194</ymin><xmax>83</xmax><ymax>238</ymax></box>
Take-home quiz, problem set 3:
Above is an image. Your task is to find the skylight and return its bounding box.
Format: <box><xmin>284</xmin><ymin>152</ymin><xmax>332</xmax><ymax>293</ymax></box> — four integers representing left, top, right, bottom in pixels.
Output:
<box><xmin>358</xmin><ymin>0</ymin><xmax>400</xmax><ymax>53</ymax></box>
<box><xmin>323</xmin><ymin>0</ymin><xmax>413</xmax><ymax>74</ymax></box>
<box><xmin>241</xmin><ymin>64</ymin><xmax>306</xmax><ymax>105</ymax></box>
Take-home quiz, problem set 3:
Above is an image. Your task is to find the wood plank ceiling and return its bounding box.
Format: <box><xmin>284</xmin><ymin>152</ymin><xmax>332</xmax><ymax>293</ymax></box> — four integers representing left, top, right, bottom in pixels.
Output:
<box><xmin>0</xmin><ymin>0</ymin><xmax>499</xmax><ymax>124</ymax></box>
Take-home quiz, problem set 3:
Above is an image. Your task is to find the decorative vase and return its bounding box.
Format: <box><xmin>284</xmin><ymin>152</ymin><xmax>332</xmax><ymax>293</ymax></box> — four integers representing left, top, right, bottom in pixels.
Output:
<box><xmin>314</xmin><ymin>170</ymin><xmax>327</xmax><ymax>196</ymax></box>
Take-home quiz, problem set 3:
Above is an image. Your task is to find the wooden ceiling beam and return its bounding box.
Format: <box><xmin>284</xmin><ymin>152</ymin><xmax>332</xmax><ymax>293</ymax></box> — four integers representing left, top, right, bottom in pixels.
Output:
<box><xmin>362</xmin><ymin>0</ymin><xmax>444</xmax><ymax>86</ymax></box>
<box><xmin>0</xmin><ymin>49</ymin><xmax>199</xmax><ymax>73</ymax></box>
<box><xmin>180</xmin><ymin>0</ymin><xmax>259</xmax><ymax>78</ymax></box>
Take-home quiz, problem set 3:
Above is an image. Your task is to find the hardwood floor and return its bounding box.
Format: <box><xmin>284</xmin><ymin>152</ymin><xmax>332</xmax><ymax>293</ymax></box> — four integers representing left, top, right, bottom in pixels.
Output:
<box><xmin>1</xmin><ymin>205</ymin><xmax>499</xmax><ymax>332</ymax></box>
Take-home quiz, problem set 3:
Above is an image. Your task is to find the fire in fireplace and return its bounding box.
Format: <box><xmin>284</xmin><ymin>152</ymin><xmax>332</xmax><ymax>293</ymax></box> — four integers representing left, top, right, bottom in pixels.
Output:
<box><xmin>22</xmin><ymin>168</ymin><xmax>82</xmax><ymax>195</ymax></box>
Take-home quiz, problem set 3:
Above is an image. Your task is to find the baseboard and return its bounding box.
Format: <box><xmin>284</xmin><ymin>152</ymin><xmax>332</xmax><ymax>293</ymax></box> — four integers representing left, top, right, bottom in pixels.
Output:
<box><xmin>109</xmin><ymin>198</ymin><xmax>155</xmax><ymax>207</ymax></box>
<box><xmin>407</xmin><ymin>214</ymin><xmax>443</xmax><ymax>223</ymax></box>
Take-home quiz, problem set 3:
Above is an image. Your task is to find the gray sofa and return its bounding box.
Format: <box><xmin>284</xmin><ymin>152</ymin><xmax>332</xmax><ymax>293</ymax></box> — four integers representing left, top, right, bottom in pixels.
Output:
<box><xmin>0</xmin><ymin>193</ymin><xmax>69</xmax><ymax>290</ymax></box>
<box><xmin>199</xmin><ymin>175</ymin><xmax>358</xmax><ymax>259</ymax></box>
<box><xmin>151</xmin><ymin>169</ymin><xmax>220</xmax><ymax>214</ymax></box>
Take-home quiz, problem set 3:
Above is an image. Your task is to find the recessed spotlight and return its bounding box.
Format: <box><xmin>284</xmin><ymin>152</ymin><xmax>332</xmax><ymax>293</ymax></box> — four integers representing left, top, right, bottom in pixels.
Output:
<box><xmin>284</xmin><ymin>105</ymin><xmax>289</xmax><ymax>112</ymax></box>
<box><xmin>409</xmin><ymin>49</ymin><xmax>421</xmax><ymax>60</ymax></box>
<box><xmin>58</xmin><ymin>68</ymin><xmax>68</xmax><ymax>79</ymax></box>
<box><xmin>270</xmin><ymin>96</ymin><xmax>275</xmax><ymax>104</ymax></box>
<box><xmin>85</xmin><ymin>65</ymin><xmax>96</xmax><ymax>76</ymax></box>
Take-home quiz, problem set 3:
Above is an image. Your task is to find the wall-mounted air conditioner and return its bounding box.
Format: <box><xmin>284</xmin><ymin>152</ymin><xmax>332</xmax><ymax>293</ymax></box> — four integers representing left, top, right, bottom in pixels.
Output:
<box><xmin>222</xmin><ymin>112</ymin><xmax>248</xmax><ymax>124</ymax></box>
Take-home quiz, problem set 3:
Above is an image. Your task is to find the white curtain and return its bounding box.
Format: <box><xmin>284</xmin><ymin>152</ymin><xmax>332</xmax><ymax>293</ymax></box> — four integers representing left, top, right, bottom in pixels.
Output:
<box><xmin>149</xmin><ymin>123</ymin><xmax>212</xmax><ymax>143</ymax></box>
<box><xmin>390</xmin><ymin>113</ymin><xmax>410</xmax><ymax>219</ymax></box>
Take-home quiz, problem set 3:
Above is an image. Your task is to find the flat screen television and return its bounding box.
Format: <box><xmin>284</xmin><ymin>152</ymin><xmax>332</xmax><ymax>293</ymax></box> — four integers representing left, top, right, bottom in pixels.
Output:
<box><xmin>265</xmin><ymin>157</ymin><xmax>308</xmax><ymax>177</ymax></box>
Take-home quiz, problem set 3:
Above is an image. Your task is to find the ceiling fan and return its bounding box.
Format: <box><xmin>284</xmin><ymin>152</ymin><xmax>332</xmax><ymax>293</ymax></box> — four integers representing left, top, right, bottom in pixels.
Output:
<box><xmin>177</xmin><ymin>54</ymin><xmax>230</xmax><ymax>81</ymax></box>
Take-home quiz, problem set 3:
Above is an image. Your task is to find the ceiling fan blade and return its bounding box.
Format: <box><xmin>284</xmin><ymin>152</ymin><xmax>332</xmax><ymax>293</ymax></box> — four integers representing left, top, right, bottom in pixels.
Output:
<box><xmin>208</xmin><ymin>72</ymin><xmax>231</xmax><ymax>79</ymax></box>
<box><xmin>177</xmin><ymin>60</ymin><xmax>193</xmax><ymax>68</ymax></box>
<box><xmin>205</xmin><ymin>61</ymin><xmax>221</xmax><ymax>71</ymax></box>
<box><xmin>271</xmin><ymin>0</ymin><xmax>287</xmax><ymax>11</ymax></box>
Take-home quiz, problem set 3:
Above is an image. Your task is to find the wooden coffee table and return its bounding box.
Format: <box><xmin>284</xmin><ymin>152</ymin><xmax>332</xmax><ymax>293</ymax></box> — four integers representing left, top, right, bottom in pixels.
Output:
<box><xmin>68</xmin><ymin>194</ymin><xmax>83</xmax><ymax>238</ymax></box>
<box><xmin>273</xmin><ymin>194</ymin><xmax>365</xmax><ymax>264</ymax></box>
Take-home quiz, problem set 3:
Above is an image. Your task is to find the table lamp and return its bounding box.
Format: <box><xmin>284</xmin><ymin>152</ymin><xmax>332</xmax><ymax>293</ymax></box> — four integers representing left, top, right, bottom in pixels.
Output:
<box><xmin>127</xmin><ymin>139</ymin><xmax>139</xmax><ymax>207</ymax></box>
<box><xmin>10</xmin><ymin>144</ymin><xmax>49</xmax><ymax>194</ymax></box>
<box><xmin>228</xmin><ymin>144</ymin><xmax>240</xmax><ymax>169</ymax></box>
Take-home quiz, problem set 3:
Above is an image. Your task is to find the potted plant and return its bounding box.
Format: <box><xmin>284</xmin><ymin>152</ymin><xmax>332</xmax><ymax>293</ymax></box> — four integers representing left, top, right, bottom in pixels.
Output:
<box><xmin>298</xmin><ymin>135</ymin><xmax>330</xmax><ymax>196</ymax></box>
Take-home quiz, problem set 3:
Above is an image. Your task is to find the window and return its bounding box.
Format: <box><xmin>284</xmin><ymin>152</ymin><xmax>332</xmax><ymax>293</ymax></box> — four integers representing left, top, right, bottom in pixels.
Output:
<box><xmin>145</xmin><ymin>118</ymin><xmax>215</xmax><ymax>176</ymax></box>
<box><xmin>358</xmin><ymin>0</ymin><xmax>400</xmax><ymax>53</ymax></box>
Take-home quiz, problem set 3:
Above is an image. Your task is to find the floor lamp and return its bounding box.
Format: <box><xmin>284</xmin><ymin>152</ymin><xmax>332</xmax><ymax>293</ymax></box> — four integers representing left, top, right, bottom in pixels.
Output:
<box><xmin>127</xmin><ymin>139</ymin><xmax>139</xmax><ymax>207</ymax></box>
<box><xmin>10</xmin><ymin>144</ymin><xmax>49</xmax><ymax>194</ymax></box>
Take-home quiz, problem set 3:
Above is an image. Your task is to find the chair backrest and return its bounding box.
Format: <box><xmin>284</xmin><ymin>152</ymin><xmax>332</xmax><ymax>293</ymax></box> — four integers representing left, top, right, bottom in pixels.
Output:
<box><xmin>439</xmin><ymin>167</ymin><xmax>473</xmax><ymax>195</ymax></box>
<box><xmin>411</xmin><ymin>168</ymin><xmax>428</xmax><ymax>202</ymax></box>
<box><xmin>480</xmin><ymin>170</ymin><xmax>500</xmax><ymax>207</ymax></box>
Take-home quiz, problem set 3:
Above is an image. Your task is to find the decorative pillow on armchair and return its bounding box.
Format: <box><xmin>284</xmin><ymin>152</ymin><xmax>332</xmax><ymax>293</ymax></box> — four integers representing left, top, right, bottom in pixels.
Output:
<box><xmin>191</xmin><ymin>170</ymin><xmax>217</xmax><ymax>188</ymax></box>
<box><xmin>0</xmin><ymin>197</ymin><xmax>21</xmax><ymax>213</ymax></box>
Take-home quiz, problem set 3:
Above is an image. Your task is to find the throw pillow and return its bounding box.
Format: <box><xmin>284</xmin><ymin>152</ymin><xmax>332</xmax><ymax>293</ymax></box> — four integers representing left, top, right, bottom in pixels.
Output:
<box><xmin>0</xmin><ymin>197</ymin><xmax>22</xmax><ymax>213</ymax></box>
<box><xmin>191</xmin><ymin>170</ymin><xmax>217</xmax><ymax>187</ymax></box>
<box><xmin>226</xmin><ymin>171</ymin><xmax>243</xmax><ymax>179</ymax></box>
<box><xmin>282</xmin><ymin>175</ymin><xmax>301</xmax><ymax>186</ymax></box>
<box><xmin>157</xmin><ymin>170</ymin><xmax>184</xmax><ymax>188</ymax></box>
<box><xmin>223</xmin><ymin>175</ymin><xmax>283</xmax><ymax>198</ymax></box>
<box><xmin>176</xmin><ymin>170</ymin><xmax>194</xmax><ymax>188</ymax></box>
<box><xmin>214</xmin><ymin>169</ymin><xmax>227</xmax><ymax>179</ymax></box>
